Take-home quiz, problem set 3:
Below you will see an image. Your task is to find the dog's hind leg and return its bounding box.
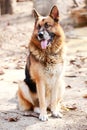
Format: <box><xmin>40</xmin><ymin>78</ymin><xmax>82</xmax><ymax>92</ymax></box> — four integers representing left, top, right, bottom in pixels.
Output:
<box><xmin>17</xmin><ymin>81</ymin><xmax>34</xmax><ymax>111</ymax></box>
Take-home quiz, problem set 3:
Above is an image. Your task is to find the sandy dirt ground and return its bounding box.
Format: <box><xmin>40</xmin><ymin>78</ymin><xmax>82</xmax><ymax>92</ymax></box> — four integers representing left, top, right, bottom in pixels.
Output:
<box><xmin>0</xmin><ymin>1</ymin><xmax>87</xmax><ymax>130</ymax></box>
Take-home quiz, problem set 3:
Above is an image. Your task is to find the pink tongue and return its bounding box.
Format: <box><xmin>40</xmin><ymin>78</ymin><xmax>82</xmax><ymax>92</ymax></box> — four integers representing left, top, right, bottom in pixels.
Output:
<box><xmin>41</xmin><ymin>40</ymin><xmax>48</xmax><ymax>49</ymax></box>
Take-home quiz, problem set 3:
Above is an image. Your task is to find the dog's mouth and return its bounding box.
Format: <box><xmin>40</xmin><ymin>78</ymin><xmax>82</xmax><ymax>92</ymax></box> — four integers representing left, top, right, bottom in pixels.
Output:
<box><xmin>38</xmin><ymin>31</ymin><xmax>55</xmax><ymax>49</ymax></box>
<box><xmin>41</xmin><ymin>39</ymin><xmax>50</xmax><ymax>49</ymax></box>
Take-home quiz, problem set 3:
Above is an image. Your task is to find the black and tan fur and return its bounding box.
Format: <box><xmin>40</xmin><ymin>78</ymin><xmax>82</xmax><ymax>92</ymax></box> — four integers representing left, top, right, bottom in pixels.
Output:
<box><xmin>17</xmin><ymin>5</ymin><xmax>65</xmax><ymax>121</ymax></box>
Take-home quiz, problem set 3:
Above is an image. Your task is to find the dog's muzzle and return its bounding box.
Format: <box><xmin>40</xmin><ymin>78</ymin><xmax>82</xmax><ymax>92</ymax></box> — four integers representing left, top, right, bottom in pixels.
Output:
<box><xmin>38</xmin><ymin>30</ymin><xmax>55</xmax><ymax>49</ymax></box>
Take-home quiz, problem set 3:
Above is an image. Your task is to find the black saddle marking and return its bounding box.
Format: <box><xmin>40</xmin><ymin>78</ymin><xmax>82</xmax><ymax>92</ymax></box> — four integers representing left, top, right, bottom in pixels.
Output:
<box><xmin>24</xmin><ymin>65</ymin><xmax>37</xmax><ymax>93</ymax></box>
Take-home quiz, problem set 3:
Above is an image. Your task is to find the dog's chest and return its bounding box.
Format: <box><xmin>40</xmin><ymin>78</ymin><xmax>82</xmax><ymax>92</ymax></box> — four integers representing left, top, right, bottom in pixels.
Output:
<box><xmin>44</xmin><ymin>63</ymin><xmax>63</xmax><ymax>88</ymax></box>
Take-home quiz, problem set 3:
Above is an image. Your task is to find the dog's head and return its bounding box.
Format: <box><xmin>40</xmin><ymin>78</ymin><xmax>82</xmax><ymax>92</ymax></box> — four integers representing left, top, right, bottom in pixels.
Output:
<box><xmin>33</xmin><ymin>6</ymin><xmax>62</xmax><ymax>50</ymax></box>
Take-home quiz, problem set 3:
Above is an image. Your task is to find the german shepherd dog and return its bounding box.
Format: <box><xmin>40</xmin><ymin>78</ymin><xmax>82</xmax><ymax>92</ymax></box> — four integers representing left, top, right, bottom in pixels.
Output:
<box><xmin>17</xmin><ymin>5</ymin><xmax>65</xmax><ymax>121</ymax></box>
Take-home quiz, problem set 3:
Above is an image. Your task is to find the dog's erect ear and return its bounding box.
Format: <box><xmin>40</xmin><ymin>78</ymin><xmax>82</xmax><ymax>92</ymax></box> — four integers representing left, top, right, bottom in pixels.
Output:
<box><xmin>50</xmin><ymin>5</ymin><xmax>59</xmax><ymax>22</ymax></box>
<box><xmin>33</xmin><ymin>9</ymin><xmax>40</xmax><ymax>21</ymax></box>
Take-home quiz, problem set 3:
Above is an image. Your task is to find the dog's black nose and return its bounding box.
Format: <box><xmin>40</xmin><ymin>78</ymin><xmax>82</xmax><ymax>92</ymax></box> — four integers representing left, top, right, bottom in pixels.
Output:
<box><xmin>38</xmin><ymin>32</ymin><xmax>44</xmax><ymax>39</ymax></box>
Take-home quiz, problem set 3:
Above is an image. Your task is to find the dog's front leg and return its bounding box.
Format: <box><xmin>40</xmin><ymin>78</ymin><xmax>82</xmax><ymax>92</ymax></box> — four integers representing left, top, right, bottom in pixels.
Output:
<box><xmin>36</xmin><ymin>81</ymin><xmax>48</xmax><ymax>121</ymax></box>
<box><xmin>51</xmin><ymin>78</ymin><xmax>65</xmax><ymax>118</ymax></box>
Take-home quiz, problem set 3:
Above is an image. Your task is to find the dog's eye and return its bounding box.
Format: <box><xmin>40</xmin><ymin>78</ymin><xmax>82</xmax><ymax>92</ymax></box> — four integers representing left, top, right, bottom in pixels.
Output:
<box><xmin>44</xmin><ymin>23</ymin><xmax>49</xmax><ymax>28</ymax></box>
<box><xmin>37</xmin><ymin>24</ymin><xmax>41</xmax><ymax>30</ymax></box>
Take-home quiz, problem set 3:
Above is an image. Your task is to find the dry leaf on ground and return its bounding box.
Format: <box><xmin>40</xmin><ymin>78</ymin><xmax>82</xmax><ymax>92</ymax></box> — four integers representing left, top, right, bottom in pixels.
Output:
<box><xmin>66</xmin><ymin>104</ymin><xmax>77</xmax><ymax>110</ymax></box>
<box><xmin>0</xmin><ymin>70</ymin><xmax>4</xmax><ymax>75</ymax></box>
<box><xmin>5</xmin><ymin>116</ymin><xmax>19</xmax><ymax>122</ymax></box>
<box><xmin>83</xmin><ymin>94</ymin><xmax>87</xmax><ymax>98</ymax></box>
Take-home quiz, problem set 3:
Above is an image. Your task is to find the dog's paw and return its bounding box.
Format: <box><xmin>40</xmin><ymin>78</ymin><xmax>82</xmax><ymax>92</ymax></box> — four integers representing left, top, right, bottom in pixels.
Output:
<box><xmin>52</xmin><ymin>111</ymin><xmax>63</xmax><ymax>118</ymax></box>
<box><xmin>39</xmin><ymin>113</ymin><xmax>48</xmax><ymax>121</ymax></box>
<box><xmin>34</xmin><ymin>107</ymin><xmax>40</xmax><ymax>114</ymax></box>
